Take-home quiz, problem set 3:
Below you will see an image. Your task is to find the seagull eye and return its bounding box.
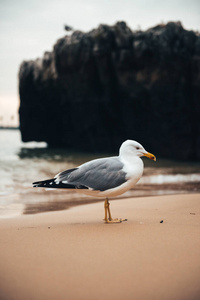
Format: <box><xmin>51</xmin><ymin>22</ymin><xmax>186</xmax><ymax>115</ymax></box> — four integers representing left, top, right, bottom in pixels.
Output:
<box><xmin>136</xmin><ymin>147</ymin><xmax>140</xmax><ymax>150</ymax></box>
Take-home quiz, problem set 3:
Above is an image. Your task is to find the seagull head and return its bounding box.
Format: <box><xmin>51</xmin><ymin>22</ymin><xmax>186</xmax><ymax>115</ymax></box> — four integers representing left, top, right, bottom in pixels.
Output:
<box><xmin>119</xmin><ymin>140</ymin><xmax>156</xmax><ymax>161</ymax></box>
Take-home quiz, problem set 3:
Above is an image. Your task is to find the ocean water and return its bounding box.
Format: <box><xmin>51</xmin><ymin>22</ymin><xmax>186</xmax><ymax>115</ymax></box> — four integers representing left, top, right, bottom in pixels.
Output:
<box><xmin>0</xmin><ymin>129</ymin><xmax>200</xmax><ymax>218</ymax></box>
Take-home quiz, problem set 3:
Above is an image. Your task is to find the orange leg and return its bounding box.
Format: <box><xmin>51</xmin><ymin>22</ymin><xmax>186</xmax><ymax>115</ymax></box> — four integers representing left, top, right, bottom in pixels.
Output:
<box><xmin>104</xmin><ymin>198</ymin><xmax>127</xmax><ymax>223</ymax></box>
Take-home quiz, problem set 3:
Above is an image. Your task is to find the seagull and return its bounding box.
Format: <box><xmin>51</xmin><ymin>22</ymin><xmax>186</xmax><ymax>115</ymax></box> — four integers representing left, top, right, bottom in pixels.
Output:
<box><xmin>33</xmin><ymin>140</ymin><xmax>156</xmax><ymax>223</ymax></box>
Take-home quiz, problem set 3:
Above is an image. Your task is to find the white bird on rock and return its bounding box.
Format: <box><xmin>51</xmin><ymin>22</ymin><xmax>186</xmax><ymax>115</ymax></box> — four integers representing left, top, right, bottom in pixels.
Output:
<box><xmin>33</xmin><ymin>140</ymin><xmax>156</xmax><ymax>223</ymax></box>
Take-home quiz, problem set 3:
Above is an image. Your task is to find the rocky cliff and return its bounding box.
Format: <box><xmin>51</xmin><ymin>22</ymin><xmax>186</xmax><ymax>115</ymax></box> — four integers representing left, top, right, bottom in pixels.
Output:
<box><xmin>19</xmin><ymin>21</ymin><xmax>200</xmax><ymax>160</ymax></box>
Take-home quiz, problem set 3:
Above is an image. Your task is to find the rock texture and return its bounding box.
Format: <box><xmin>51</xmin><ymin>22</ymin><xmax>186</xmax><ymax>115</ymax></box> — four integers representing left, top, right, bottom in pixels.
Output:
<box><xmin>19</xmin><ymin>21</ymin><xmax>200</xmax><ymax>160</ymax></box>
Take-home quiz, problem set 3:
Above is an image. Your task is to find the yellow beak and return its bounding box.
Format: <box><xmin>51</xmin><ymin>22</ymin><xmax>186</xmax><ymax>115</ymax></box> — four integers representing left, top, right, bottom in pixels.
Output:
<box><xmin>143</xmin><ymin>152</ymin><xmax>156</xmax><ymax>161</ymax></box>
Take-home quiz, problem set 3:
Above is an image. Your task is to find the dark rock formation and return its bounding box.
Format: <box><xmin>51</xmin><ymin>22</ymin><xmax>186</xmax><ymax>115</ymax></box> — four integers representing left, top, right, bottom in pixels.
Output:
<box><xmin>19</xmin><ymin>21</ymin><xmax>200</xmax><ymax>160</ymax></box>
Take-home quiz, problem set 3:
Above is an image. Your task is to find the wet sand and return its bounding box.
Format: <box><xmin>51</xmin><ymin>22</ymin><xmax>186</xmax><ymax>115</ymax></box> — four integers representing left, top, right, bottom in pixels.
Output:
<box><xmin>0</xmin><ymin>194</ymin><xmax>200</xmax><ymax>300</ymax></box>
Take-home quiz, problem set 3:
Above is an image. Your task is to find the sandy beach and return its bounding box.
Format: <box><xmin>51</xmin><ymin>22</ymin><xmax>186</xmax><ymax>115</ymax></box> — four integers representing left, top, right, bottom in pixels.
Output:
<box><xmin>0</xmin><ymin>193</ymin><xmax>200</xmax><ymax>300</ymax></box>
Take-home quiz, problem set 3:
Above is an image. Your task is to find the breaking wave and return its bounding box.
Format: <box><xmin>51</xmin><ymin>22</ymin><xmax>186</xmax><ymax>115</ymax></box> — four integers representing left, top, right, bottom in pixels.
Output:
<box><xmin>139</xmin><ymin>173</ymin><xmax>200</xmax><ymax>185</ymax></box>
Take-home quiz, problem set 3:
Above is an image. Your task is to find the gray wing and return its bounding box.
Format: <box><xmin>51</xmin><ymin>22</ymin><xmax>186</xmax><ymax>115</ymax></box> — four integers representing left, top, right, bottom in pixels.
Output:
<box><xmin>56</xmin><ymin>157</ymin><xmax>127</xmax><ymax>191</ymax></box>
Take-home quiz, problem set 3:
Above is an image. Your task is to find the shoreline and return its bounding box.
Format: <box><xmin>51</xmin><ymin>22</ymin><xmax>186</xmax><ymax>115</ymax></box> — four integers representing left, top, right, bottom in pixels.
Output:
<box><xmin>0</xmin><ymin>193</ymin><xmax>200</xmax><ymax>300</ymax></box>
<box><xmin>1</xmin><ymin>187</ymin><xmax>200</xmax><ymax>218</ymax></box>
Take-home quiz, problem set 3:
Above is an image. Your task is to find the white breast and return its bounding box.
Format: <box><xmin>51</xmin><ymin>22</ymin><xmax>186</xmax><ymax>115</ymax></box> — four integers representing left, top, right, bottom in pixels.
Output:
<box><xmin>121</xmin><ymin>155</ymin><xmax>144</xmax><ymax>185</ymax></box>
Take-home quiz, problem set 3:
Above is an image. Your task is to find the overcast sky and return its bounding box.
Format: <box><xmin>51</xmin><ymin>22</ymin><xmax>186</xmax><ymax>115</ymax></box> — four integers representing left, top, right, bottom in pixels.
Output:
<box><xmin>0</xmin><ymin>0</ymin><xmax>200</xmax><ymax>126</ymax></box>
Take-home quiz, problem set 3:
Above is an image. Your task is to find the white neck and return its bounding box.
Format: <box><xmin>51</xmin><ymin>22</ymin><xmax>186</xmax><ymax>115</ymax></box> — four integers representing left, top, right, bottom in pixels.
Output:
<box><xmin>119</xmin><ymin>150</ymin><xmax>144</xmax><ymax>182</ymax></box>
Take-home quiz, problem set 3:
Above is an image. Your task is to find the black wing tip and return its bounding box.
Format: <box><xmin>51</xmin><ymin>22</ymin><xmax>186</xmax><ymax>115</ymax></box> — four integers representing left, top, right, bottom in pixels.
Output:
<box><xmin>32</xmin><ymin>181</ymin><xmax>41</xmax><ymax>186</ymax></box>
<box><xmin>32</xmin><ymin>179</ymin><xmax>89</xmax><ymax>190</ymax></box>
<box><xmin>32</xmin><ymin>181</ymin><xmax>39</xmax><ymax>185</ymax></box>
<box><xmin>32</xmin><ymin>179</ymin><xmax>55</xmax><ymax>188</ymax></box>
<box><xmin>32</xmin><ymin>181</ymin><xmax>40</xmax><ymax>187</ymax></box>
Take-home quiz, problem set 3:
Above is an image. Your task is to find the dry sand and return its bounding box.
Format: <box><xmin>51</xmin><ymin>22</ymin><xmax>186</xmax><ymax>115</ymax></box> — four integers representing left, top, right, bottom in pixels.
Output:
<box><xmin>0</xmin><ymin>194</ymin><xmax>200</xmax><ymax>300</ymax></box>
